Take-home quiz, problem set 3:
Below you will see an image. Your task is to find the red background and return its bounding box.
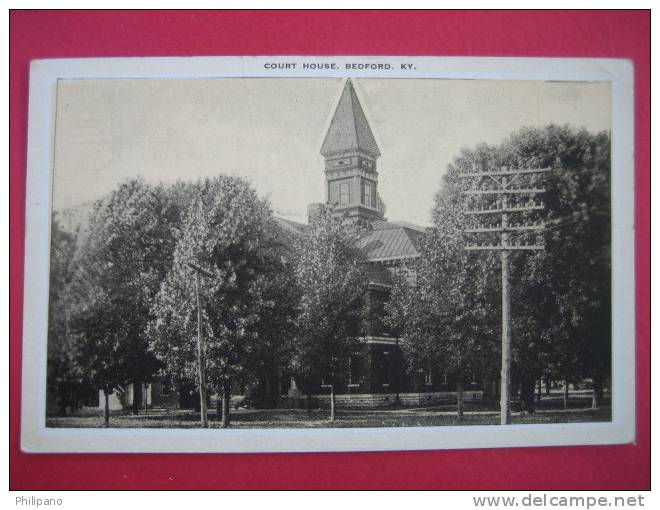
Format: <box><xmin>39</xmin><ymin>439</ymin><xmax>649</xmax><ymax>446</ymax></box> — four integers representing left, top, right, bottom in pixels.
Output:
<box><xmin>9</xmin><ymin>10</ymin><xmax>650</xmax><ymax>490</ymax></box>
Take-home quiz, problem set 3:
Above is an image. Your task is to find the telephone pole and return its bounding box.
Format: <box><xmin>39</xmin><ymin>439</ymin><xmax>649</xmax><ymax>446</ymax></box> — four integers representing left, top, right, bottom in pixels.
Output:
<box><xmin>187</xmin><ymin>262</ymin><xmax>214</xmax><ymax>429</ymax></box>
<box><xmin>459</xmin><ymin>165</ymin><xmax>550</xmax><ymax>425</ymax></box>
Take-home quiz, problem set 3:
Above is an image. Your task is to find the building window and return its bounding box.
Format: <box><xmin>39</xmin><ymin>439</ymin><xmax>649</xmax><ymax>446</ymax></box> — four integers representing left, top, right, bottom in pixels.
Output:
<box><xmin>339</xmin><ymin>182</ymin><xmax>350</xmax><ymax>206</ymax></box>
<box><xmin>348</xmin><ymin>355</ymin><xmax>361</xmax><ymax>387</ymax></box>
<box><xmin>381</xmin><ymin>351</ymin><xmax>390</xmax><ymax>386</ymax></box>
<box><xmin>425</xmin><ymin>370</ymin><xmax>433</xmax><ymax>386</ymax></box>
<box><xmin>362</xmin><ymin>181</ymin><xmax>373</xmax><ymax>207</ymax></box>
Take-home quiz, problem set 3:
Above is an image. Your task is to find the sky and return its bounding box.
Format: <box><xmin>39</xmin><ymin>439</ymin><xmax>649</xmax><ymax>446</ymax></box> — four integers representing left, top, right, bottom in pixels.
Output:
<box><xmin>52</xmin><ymin>78</ymin><xmax>611</xmax><ymax>226</ymax></box>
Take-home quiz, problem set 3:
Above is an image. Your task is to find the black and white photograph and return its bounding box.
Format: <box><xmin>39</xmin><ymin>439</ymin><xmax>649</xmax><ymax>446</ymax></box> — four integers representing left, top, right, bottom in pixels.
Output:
<box><xmin>20</xmin><ymin>57</ymin><xmax>635</xmax><ymax>453</ymax></box>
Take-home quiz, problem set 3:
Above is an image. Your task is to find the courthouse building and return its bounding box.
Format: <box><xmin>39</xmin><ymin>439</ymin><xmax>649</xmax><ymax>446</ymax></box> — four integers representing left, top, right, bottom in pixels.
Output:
<box><xmin>94</xmin><ymin>79</ymin><xmax>480</xmax><ymax>412</ymax></box>
<box><xmin>271</xmin><ymin>79</ymin><xmax>466</xmax><ymax>406</ymax></box>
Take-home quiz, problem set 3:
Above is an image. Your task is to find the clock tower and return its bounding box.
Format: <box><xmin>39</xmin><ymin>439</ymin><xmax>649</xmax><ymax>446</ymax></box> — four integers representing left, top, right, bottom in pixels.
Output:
<box><xmin>320</xmin><ymin>80</ymin><xmax>384</xmax><ymax>222</ymax></box>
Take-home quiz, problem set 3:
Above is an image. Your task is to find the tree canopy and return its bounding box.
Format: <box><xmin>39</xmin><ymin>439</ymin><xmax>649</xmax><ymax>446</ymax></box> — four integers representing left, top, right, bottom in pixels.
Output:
<box><xmin>148</xmin><ymin>176</ymin><xmax>296</xmax><ymax>422</ymax></box>
<box><xmin>386</xmin><ymin>125</ymin><xmax>611</xmax><ymax>406</ymax></box>
<box><xmin>47</xmin><ymin>217</ymin><xmax>83</xmax><ymax>415</ymax></box>
<box><xmin>67</xmin><ymin>179</ymin><xmax>180</xmax><ymax>412</ymax></box>
<box><xmin>289</xmin><ymin>208</ymin><xmax>369</xmax><ymax>399</ymax></box>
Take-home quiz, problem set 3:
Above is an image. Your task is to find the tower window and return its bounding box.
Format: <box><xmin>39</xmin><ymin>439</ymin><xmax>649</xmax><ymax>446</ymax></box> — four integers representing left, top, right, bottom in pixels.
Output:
<box><xmin>362</xmin><ymin>182</ymin><xmax>373</xmax><ymax>207</ymax></box>
<box><xmin>339</xmin><ymin>182</ymin><xmax>350</xmax><ymax>206</ymax></box>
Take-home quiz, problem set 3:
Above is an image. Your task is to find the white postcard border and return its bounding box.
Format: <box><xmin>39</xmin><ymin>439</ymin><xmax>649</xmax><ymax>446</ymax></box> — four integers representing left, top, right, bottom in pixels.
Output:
<box><xmin>21</xmin><ymin>56</ymin><xmax>635</xmax><ymax>453</ymax></box>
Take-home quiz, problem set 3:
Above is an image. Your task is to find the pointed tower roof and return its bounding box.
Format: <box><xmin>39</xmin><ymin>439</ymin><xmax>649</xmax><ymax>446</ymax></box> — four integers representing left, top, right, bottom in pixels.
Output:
<box><xmin>320</xmin><ymin>80</ymin><xmax>381</xmax><ymax>157</ymax></box>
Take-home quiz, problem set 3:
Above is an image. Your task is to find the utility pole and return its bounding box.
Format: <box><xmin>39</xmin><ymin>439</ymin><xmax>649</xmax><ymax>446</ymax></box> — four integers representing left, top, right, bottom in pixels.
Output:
<box><xmin>459</xmin><ymin>165</ymin><xmax>550</xmax><ymax>425</ymax></box>
<box><xmin>187</xmin><ymin>262</ymin><xmax>214</xmax><ymax>429</ymax></box>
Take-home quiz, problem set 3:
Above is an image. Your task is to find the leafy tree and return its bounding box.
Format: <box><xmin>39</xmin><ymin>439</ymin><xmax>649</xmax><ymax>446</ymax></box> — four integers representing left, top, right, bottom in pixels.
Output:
<box><xmin>503</xmin><ymin>126</ymin><xmax>612</xmax><ymax>409</ymax></box>
<box><xmin>47</xmin><ymin>217</ymin><xmax>83</xmax><ymax>416</ymax></box>
<box><xmin>392</xmin><ymin>125</ymin><xmax>611</xmax><ymax>415</ymax></box>
<box><xmin>69</xmin><ymin>179</ymin><xmax>180</xmax><ymax>425</ymax></box>
<box><xmin>386</xmin><ymin>164</ymin><xmax>500</xmax><ymax>419</ymax></box>
<box><xmin>149</xmin><ymin>176</ymin><xmax>296</xmax><ymax>427</ymax></box>
<box><xmin>290</xmin><ymin>209</ymin><xmax>368</xmax><ymax>421</ymax></box>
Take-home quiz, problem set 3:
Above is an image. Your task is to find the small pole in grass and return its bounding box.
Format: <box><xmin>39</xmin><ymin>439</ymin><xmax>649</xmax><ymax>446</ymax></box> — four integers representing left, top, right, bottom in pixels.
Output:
<box><xmin>187</xmin><ymin>261</ymin><xmax>214</xmax><ymax>429</ymax></box>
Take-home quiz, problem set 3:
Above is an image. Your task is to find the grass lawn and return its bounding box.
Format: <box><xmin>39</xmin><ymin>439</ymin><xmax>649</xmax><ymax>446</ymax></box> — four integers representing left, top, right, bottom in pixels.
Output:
<box><xmin>47</xmin><ymin>401</ymin><xmax>611</xmax><ymax>429</ymax></box>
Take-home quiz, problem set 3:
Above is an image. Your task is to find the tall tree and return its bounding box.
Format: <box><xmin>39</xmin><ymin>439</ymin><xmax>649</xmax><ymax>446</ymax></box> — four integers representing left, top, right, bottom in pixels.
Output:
<box><xmin>503</xmin><ymin>126</ymin><xmax>612</xmax><ymax>409</ymax></box>
<box><xmin>47</xmin><ymin>217</ymin><xmax>83</xmax><ymax>416</ymax></box>
<box><xmin>69</xmin><ymin>179</ymin><xmax>180</xmax><ymax>425</ymax></box>
<box><xmin>290</xmin><ymin>209</ymin><xmax>368</xmax><ymax>421</ymax></box>
<box><xmin>386</xmin><ymin>162</ymin><xmax>500</xmax><ymax>419</ymax></box>
<box><xmin>149</xmin><ymin>176</ymin><xmax>296</xmax><ymax>427</ymax></box>
<box><xmin>390</xmin><ymin>125</ymin><xmax>611</xmax><ymax>415</ymax></box>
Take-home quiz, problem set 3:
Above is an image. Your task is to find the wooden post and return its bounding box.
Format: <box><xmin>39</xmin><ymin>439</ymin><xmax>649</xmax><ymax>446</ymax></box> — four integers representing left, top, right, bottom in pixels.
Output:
<box><xmin>329</xmin><ymin>384</ymin><xmax>336</xmax><ymax>422</ymax></box>
<box><xmin>221</xmin><ymin>382</ymin><xmax>230</xmax><ymax>428</ymax></box>
<box><xmin>500</xmin><ymin>250</ymin><xmax>511</xmax><ymax>425</ymax></box>
<box><xmin>103</xmin><ymin>387</ymin><xmax>110</xmax><ymax>428</ymax></box>
<box><xmin>195</xmin><ymin>271</ymin><xmax>209</xmax><ymax>428</ymax></box>
<box><xmin>456</xmin><ymin>381</ymin><xmax>464</xmax><ymax>420</ymax></box>
<box><xmin>499</xmin><ymin>192</ymin><xmax>511</xmax><ymax>425</ymax></box>
<box><xmin>459</xmin><ymin>166</ymin><xmax>551</xmax><ymax>426</ymax></box>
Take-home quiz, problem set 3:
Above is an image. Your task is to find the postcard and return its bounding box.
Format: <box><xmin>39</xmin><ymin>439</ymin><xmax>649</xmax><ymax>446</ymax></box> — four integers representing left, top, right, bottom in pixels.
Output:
<box><xmin>20</xmin><ymin>56</ymin><xmax>635</xmax><ymax>452</ymax></box>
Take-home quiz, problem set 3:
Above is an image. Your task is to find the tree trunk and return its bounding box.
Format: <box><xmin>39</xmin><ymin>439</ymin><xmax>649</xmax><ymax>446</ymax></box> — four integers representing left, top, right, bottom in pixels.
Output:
<box><xmin>132</xmin><ymin>382</ymin><xmax>140</xmax><ymax>415</ymax></box>
<box><xmin>221</xmin><ymin>383</ymin><xmax>231</xmax><ymax>428</ymax></box>
<box><xmin>563</xmin><ymin>380</ymin><xmax>569</xmax><ymax>410</ymax></box>
<box><xmin>103</xmin><ymin>387</ymin><xmax>110</xmax><ymax>427</ymax></box>
<box><xmin>591</xmin><ymin>386</ymin><xmax>599</xmax><ymax>409</ymax></box>
<box><xmin>329</xmin><ymin>384</ymin><xmax>336</xmax><ymax>422</ymax></box>
<box><xmin>71</xmin><ymin>386</ymin><xmax>78</xmax><ymax>412</ymax></box>
<box><xmin>544</xmin><ymin>374</ymin><xmax>551</xmax><ymax>395</ymax></box>
<box><xmin>520</xmin><ymin>377</ymin><xmax>535</xmax><ymax>414</ymax></box>
<box><xmin>216</xmin><ymin>394</ymin><xmax>222</xmax><ymax>421</ymax></box>
<box><xmin>592</xmin><ymin>375</ymin><xmax>602</xmax><ymax>409</ymax></box>
<box><xmin>456</xmin><ymin>381</ymin><xmax>464</xmax><ymax>421</ymax></box>
<box><xmin>536</xmin><ymin>379</ymin><xmax>542</xmax><ymax>403</ymax></box>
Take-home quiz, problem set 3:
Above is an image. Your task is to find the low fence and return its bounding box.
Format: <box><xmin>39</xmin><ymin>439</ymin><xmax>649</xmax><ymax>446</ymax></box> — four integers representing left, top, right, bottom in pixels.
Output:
<box><xmin>282</xmin><ymin>390</ymin><xmax>483</xmax><ymax>409</ymax></box>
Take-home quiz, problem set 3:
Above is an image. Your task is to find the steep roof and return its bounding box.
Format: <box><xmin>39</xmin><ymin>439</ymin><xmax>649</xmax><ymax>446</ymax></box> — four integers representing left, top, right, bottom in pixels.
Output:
<box><xmin>358</xmin><ymin>221</ymin><xmax>423</xmax><ymax>262</ymax></box>
<box><xmin>320</xmin><ymin>80</ymin><xmax>381</xmax><ymax>158</ymax></box>
<box><xmin>272</xmin><ymin>216</ymin><xmax>310</xmax><ymax>236</ymax></box>
<box><xmin>270</xmin><ymin>216</ymin><xmax>310</xmax><ymax>253</ymax></box>
<box><xmin>272</xmin><ymin>216</ymin><xmax>424</xmax><ymax>265</ymax></box>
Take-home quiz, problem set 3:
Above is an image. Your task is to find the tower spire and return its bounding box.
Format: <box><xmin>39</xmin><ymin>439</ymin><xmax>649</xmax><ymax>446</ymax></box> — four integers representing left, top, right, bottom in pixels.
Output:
<box><xmin>321</xmin><ymin>79</ymin><xmax>380</xmax><ymax>158</ymax></box>
<box><xmin>319</xmin><ymin>80</ymin><xmax>384</xmax><ymax>222</ymax></box>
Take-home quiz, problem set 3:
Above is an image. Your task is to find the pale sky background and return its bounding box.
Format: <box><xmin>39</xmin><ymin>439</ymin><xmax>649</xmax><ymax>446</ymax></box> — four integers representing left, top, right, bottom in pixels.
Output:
<box><xmin>52</xmin><ymin>78</ymin><xmax>611</xmax><ymax>226</ymax></box>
